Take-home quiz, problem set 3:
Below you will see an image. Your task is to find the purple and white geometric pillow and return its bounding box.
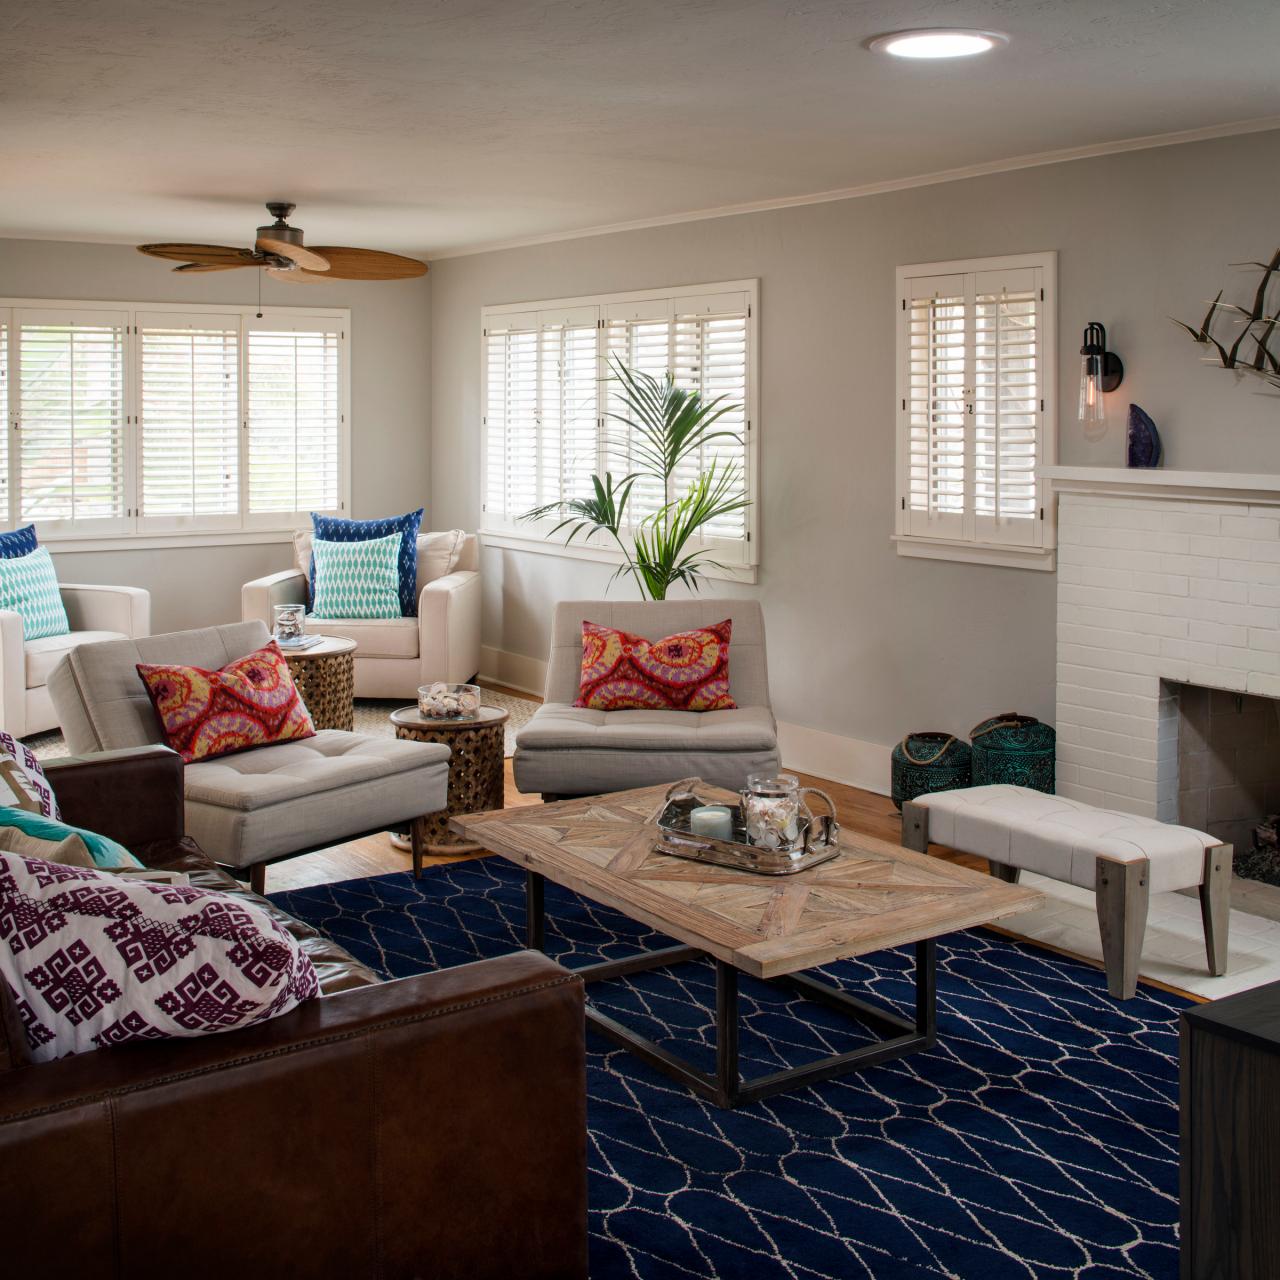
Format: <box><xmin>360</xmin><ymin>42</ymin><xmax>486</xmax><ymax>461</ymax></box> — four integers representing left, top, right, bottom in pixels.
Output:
<box><xmin>0</xmin><ymin>731</ymin><xmax>60</xmax><ymax>820</ymax></box>
<box><xmin>0</xmin><ymin>851</ymin><xmax>318</xmax><ymax>1062</ymax></box>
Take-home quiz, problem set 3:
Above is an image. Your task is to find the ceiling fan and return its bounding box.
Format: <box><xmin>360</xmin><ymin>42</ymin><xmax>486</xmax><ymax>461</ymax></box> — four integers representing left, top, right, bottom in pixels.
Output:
<box><xmin>137</xmin><ymin>202</ymin><xmax>428</xmax><ymax>283</ymax></box>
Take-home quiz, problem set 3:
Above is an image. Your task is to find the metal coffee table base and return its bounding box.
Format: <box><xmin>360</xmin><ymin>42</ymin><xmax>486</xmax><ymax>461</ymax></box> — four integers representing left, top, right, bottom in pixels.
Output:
<box><xmin>525</xmin><ymin>871</ymin><xmax>938</xmax><ymax>1109</ymax></box>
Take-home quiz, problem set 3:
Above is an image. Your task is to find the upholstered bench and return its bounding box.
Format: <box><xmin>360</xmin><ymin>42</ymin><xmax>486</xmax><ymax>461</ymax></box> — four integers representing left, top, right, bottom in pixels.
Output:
<box><xmin>901</xmin><ymin>785</ymin><xmax>1233</xmax><ymax>999</ymax></box>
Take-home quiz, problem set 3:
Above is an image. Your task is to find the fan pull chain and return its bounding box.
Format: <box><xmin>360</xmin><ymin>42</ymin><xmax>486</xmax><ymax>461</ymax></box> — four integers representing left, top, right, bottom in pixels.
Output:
<box><xmin>256</xmin><ymin>267</ymin><xmax>263</xmax><ymax>319</ymax></box>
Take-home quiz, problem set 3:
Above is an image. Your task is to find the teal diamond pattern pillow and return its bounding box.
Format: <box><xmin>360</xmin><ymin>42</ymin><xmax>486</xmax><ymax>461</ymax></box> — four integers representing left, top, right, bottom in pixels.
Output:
<box><xmin>0</xmin><ymin>546</ymin><xmax>69</xmax><ymax>641</ymax></box>
<box><xmin>311</xmin><ymin>532</ymin><xmax>402</xmax><ymax>620</ymax></box>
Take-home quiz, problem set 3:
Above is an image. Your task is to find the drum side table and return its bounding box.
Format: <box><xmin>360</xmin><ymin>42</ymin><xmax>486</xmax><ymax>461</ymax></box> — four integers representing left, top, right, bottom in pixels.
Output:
<box><xmin>391</xmin><ymin>704</ymin><xmax>509</xmax><ymax>876</ymax></box>
<box><xmin>281</xmin><ymin>636</ymin><xmax>358</xmax><ymax>731</ymax></box>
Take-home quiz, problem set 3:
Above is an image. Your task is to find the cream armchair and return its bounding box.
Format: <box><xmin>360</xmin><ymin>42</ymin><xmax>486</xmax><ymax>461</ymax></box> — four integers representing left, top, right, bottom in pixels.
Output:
<box><xmin>242</xmin><ymin>530</ymin><xmax>482</xmax><ymax>699</ymax></box>
<box><xmin>1</xmin><ymin>582</ymin><xmax>150</xmax><ymax>739</ymax></box>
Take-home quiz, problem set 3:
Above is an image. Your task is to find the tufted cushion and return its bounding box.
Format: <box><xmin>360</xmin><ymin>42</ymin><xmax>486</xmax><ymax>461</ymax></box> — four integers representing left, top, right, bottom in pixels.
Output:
<box><xmin>136</xmin><ymin>643</ymin><xmax>315</xmax><ymax>764</ymax></box>
<box><xmin>519</xmin><ymin>703</ymin><xmax>775</xmax><ymax>753</ymax></box>
<box><xmin>0</xmin><ymin>850</ymin><xmax>318</xmax><ymax>1062</ymax></box>
<box><xmin>912</xmin><ymin>785</ymin><xmax>1216</xmax><ymax>894</ymax></box>
<box><xmin>574</xmin><ymin>619</ymin><xmax>736</xmax><ymax>712</ymax></box>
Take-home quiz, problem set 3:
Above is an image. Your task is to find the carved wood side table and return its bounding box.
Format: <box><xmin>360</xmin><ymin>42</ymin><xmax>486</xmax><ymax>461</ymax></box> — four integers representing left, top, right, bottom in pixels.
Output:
<box><xmin>281</xmin><ymin>636</ymin><xmax>358</xmax><ymax>731</ymax></box>
<box><xmin>391</xmin><ymin>704</ymin><xmax>508</xmax><ymax>876</ymax></box>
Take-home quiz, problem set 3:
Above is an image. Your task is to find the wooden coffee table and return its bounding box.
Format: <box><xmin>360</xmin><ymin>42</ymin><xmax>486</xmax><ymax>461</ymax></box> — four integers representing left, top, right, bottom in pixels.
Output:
<box><xmin>452</xmin><ymin>783</ymin><xmax>1042</xmax><ymax>1108</ymax></box>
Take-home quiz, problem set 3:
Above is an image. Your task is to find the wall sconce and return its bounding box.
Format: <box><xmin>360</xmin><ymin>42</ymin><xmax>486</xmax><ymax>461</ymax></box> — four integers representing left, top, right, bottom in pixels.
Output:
<box><xmin>1078</xmin><ymin>321</ymin><xmax>1124</xmax><ymax>432</ymax></box>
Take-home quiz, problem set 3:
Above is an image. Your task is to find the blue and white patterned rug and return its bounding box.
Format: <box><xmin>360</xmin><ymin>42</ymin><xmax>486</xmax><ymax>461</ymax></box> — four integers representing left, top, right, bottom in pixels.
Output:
<box><xmin>270</xmin><ymin>858</ymin><xmax>1187</xmax><ymax>1280</ymax></box>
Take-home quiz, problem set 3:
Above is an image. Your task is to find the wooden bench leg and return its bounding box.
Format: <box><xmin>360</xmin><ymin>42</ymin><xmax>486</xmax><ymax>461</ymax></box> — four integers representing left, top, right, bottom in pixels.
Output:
<box><xmin>901</xmin><ymin>802</ymin><xmax>929</xmax><ymax>853</ymax></box>
<box><xmin>250</xmin><ymin>863</ymin><xmax>267</xmax><ymax>896</ymax></box>
<box><xmin>1200</xmin><ymin>843</ymin><xmax>1232</xmax><ymax>977</ymax></box>
<box><xmin>1096</xmin><ymin>856</ymin><xmax>1149</xmax><ymax>1000</ymax></box>
<box><xmin>989</xmin><ymin>861</ymin><xmax>1021</xmax><ymax>884</ymax></box>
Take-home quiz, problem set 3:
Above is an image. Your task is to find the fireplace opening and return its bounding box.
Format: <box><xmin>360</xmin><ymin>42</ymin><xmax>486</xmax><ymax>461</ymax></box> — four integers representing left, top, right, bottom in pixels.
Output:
<box><xmin>1173</xmin><ymin>682</ymin><xmax>1280</xmax><ymax>885</ymax></box>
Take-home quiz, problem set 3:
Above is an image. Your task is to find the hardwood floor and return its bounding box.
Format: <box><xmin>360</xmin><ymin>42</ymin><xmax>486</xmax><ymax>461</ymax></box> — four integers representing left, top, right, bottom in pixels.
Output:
<box><xmin>263</xmin><ymin>694</ymin><xmax>1202</xmax><ymax>1001</ymax></box>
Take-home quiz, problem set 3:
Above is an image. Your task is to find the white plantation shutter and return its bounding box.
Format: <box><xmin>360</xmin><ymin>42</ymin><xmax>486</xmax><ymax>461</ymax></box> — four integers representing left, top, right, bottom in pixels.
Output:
<box><xmin>246</xmin><ymin>318</ymin><xmax>343</xmax><ymax>521</ymax></box>
<box><xmin>605</xmin><ymin>299</ymin><xmax>672</xmax><ymax>525</ymax></box>
<box><xmin>483</xmin><ymin>282</ymin><xmax>757</xmax><ymax>569</ymax></box>
<box><xmin>15</xmin><ymin>309</ymin><xmax>128</xmax><ymax>533</ymax></box>
<box><xmin>540</xmin><ymin>306</ymin><xmax>599</xmax><ymax>508</ymax></box>
<box><xmin>137</xmin><ymin>312</ymin><xmax>240</xmax><ymax>530</ymax></box>
<box><xmin>483</xmin><ymin>312</ymin><xmax>539</xmax><ymax>524</ymax></box>
<box><xmin>903</xmin><ymin>276</ymin><xmax>967</xmax><ymax>540</ymax></box>
<box><xmin>672</xmin><ymin>293</ymin><xmax>749</xmax><ymax>543</ymax></box>
<box><xmin>974</xmin><ymin>269</ymin><xmax>1041</xmax><ymax>544</ymax></box>
<box><xmin>896</xmin><ymin>255</ymin><xmax>1054</xmax><ymax>563</ymax></box>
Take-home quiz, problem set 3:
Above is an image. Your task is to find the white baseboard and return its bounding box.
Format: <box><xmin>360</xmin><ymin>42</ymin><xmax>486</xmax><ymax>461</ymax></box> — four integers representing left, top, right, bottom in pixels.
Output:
<box><xmin>479</xmin><ymin>645</ymin><xmax>547</xmax><ymax>697</ymax></box>
<box><xmin>776</xmin><ymin>721</ymin><xmax>891</xmax><ymax>796</ymax></box>
<box><xmin>479</xmin><ymin>646</ymin><xmax>891</xmax><ymax>795</ymax></box>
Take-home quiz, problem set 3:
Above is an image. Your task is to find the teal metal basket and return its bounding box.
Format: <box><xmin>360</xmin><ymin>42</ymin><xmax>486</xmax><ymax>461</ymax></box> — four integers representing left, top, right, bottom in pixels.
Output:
<box><xmin>970</xmin><ymin>713</ymin><xmax>1056</xmax><ymax>793</ymax></box>
<box><xmin>891</xmin><ymin>732</ymin><xmax>972</xmax><ymax>811</ymax></box>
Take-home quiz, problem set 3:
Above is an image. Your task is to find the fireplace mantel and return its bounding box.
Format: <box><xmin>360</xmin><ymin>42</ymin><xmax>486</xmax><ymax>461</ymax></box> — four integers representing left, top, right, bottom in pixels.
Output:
<box><xmin>1041</xmin><ymin>466</ymin><xmax>1280</xmax><ymax>505</ymax></box>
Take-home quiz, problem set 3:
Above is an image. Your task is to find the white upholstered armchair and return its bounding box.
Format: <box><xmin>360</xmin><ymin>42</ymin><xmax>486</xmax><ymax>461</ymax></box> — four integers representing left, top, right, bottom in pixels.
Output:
<box><xmin>242</xmin><ymin>530</ymin><xmax>482</xmax><ymax>699</ymax></box>
<box><xmin>3</xmin><ymin>582</ymin><xmax>151</xmax><ymax>739</ymax></box>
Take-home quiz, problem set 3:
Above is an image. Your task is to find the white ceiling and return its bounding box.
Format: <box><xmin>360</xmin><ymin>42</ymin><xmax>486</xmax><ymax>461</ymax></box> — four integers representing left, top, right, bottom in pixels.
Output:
<box><xmin>4</xmin><ymin>0</ymin><xmax>1279</xmax><ymax>259</ymax></box>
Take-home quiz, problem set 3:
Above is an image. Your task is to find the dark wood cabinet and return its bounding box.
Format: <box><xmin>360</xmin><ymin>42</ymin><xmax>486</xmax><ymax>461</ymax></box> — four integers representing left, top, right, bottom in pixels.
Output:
<box><xmin>1181</xmin><ymin>982</ymin><xmax>1280</xmax><ymax>1279</ymax></box>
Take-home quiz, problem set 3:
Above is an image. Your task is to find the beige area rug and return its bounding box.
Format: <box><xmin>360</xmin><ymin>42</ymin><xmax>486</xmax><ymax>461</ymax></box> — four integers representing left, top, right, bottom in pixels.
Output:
<box><xmin>27</xmin><ymin>688</ymin><xmax>539</xmax><ymax>763</ymax></box>
<box><xmin>1005</xmin><ymin>870</ymin><xmax>1280</xmax><ymax>999</ymax></box>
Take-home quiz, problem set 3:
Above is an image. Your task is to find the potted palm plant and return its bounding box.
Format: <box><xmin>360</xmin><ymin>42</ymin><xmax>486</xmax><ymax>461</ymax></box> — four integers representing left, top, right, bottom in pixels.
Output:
<box><xmin>522</xmin><ymin>357</ymin><xmax>750</xmax><ymax>600</ymax></box>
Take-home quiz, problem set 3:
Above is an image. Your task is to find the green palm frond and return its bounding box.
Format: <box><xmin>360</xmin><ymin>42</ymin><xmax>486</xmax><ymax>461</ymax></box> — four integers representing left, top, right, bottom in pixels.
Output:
<box><xmin>522</xmin><ymin>359</ymin><xmax>751</xmax><ymax>599</ymax></box>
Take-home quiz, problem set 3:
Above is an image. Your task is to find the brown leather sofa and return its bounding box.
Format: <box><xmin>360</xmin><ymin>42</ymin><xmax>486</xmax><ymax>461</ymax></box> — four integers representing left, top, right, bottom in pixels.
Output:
<box><xmin>0</xmin><ymin>746</ymin><xmax>588</xmax><ymax>1280</ymax></box>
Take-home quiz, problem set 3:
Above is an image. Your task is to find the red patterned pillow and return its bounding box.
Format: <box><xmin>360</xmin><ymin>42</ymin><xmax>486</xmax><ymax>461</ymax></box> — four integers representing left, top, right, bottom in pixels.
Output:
<box><xmin>136</xmin><ymin>643</ymin><xmax>316</xmax><ymax>764</ymax></box>
<box><xmin>574</xmin><ymin>619</ymin><xmax>736</xmax><ymax>712</ymax></box>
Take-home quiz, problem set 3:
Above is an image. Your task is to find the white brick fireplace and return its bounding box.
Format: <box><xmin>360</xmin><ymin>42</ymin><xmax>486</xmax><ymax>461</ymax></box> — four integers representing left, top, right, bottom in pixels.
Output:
<box><xmin>1042</xmin><ymin>466</ymin><xmax>1280</xmax><ymax>822</ymax></box>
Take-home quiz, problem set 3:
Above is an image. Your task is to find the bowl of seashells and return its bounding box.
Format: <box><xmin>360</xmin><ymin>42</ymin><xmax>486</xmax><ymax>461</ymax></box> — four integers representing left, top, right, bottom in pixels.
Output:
<box><xmin>417</xmin><ymin>682</ymin><xmax>482</xmax><ymax>721</ymax></box>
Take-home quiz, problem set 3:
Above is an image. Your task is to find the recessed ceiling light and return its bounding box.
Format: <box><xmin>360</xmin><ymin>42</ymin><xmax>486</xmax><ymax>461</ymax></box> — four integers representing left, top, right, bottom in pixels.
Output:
<box><xmin>868</xmin><ymin>28</ymin><xmax>1009</xmax><ymax>59</ymax></box>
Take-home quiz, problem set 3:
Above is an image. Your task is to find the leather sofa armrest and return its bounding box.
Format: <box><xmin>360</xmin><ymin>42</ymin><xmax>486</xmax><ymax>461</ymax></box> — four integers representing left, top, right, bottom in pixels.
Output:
<box><xmin>418</xmin><ymin>569</ymin><xmax>482</xmax><ymax>684</ymax></box>
<box><xmin>241</xmin><ymin>567</ymin><xmax>307</xmax><ymax>630</ymax></box>
<box><xmin>0</xmin><ymin>608</ymin><xmax>25</xmax><ymax>737</ymax></box>
<box><xmin>59</xmin><ymin>584</ymin><xmax>151</xmax><ymax>638</ymax></box>
<box><xmin>43</xmin><ymin>746</ymin><xmax>185</xmax><ymax>856</ymax></box>
<box><xmin>0</xmin><ymin>950</ymin><xmax>588</xmax><ymax>1280</ymax></box>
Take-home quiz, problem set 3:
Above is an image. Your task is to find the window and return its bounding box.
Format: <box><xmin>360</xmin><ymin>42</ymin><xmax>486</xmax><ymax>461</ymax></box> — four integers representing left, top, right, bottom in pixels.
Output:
<box><xmin>482</xmin><ymin>281</ymin><xmax>758</xmax><ymax>575</ymax></box>
<box><xmin>894</xmin><ymin>253</ymin><xmax>1057</xmax><ymax>569</ymax></box>
<box><xmin>0</xmin><ymin>298</ymin><xmax>349</xmax><ymax>545</ymax></box>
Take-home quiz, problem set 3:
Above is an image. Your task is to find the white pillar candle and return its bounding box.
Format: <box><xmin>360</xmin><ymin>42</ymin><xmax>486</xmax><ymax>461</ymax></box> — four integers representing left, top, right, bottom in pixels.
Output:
<box><xmin>689</xmin><ymin>805</ymin><xmax>734</xmax><ymax>842</ymax></box>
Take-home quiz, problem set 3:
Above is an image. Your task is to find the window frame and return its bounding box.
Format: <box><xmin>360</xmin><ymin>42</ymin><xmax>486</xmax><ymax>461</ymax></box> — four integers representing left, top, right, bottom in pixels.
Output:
<box><xmin>893</xmin><ymin>252</ymin><xmax>1057</xmax><ymax>571</ymax></box>
<box><xmin>0</xmin><ymin>297</ymin><xmax>351</xmax><ymax>551</ymax></box>
<box><xmin>480</xmin><ymin>279</ymin><xmax>760</xmax><ymax>584</ymax></box>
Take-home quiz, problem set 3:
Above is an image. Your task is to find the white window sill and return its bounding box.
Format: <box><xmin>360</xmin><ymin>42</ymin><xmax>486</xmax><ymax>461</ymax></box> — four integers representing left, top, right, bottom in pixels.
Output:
<box><xmin>482</xmin><ymin>529</ymin><xmax>759</xmax><ymax>585</ymax></box>
<box><xmin>892</xmin><ymin>534</ymin><xmax>1056</xmax><ymax>571</ymax></box>
<box><xmin>41</xmin><ymin>528</ymin><xmax>299</xmax><ymax>555</ymax></box>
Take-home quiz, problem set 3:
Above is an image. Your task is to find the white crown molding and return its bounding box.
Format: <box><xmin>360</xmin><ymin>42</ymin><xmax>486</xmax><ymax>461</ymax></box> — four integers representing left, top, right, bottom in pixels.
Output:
<box><xmin>428</xmin><ymin>114</ymin><xmax>1280</xmax><ymax>261</ymax></box>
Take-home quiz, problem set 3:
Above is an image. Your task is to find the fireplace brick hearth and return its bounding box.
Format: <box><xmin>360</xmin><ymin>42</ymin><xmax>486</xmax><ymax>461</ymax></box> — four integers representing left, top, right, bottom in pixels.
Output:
<box><xmin>1043</xmin><ymin>467</ymin><xmax>1280</xmax><ymax>821</ymax></box>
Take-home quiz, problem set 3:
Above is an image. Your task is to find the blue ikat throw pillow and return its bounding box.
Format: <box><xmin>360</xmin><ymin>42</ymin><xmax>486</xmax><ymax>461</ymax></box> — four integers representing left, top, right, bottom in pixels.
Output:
<box><xmin>310</xmin><ymin>508</ymin><xmax>423</xmax><ymax>616</ymax></box>
<box><xmin>0</xmin><ymin>525</ymin><xmax>39</xmax><ymax>560</ymax></box>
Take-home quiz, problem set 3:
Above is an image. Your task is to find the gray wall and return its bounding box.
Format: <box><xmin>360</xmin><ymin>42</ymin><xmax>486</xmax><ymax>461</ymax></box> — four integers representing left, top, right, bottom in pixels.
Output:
<box><xmin>429</xmin><ymin>129</ymin><xmax>1280</xmax><ymax>750</ymax></box>
<box><xmin>0</xmin><ymin>239</ymin><xmax>432</xmax><ymax>632</ymax></box>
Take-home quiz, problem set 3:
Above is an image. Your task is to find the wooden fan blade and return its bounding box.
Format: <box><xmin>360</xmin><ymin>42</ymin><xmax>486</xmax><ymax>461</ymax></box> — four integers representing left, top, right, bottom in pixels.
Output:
<box><xmin>306</xmin><ymin>247</ymin><xmax>427</xmax><ymax>280</ymax></box>
<box><xmin>256</xmin><ymin>238</ymin><xmax>330</xmax><ymax>272</ymax></box>
<box><xmin>138</xmin><ymin>243</ymin><xmax>259</xmax><ymax>266</ymax></box>
<box><xmin>173</xmin><ymin>262</ymin><xmax>244</xmax><ymax>273</ymax></box>
<box><xmin>265</xmin><ymin>267</ymin><xmax>325</xmax><ymax>285</ymax></box>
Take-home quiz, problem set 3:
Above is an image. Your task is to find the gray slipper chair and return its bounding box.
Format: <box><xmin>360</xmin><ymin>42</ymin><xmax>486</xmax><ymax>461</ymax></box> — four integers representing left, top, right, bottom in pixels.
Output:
<box><xmin>513</xmin><ymin>599</ymin><xmax>780</xmax><ymax>799</ymax></box>
<box><xmin>48</xmin><ymin>621</ymin><xmax>449</xmax><ymax>891</ymax></box>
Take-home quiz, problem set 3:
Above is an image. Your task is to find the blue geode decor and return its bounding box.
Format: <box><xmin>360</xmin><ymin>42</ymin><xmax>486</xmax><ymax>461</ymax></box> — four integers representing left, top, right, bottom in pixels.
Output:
<box><xmin>1127</xmin><ymin>403</ymin><xmax>1163</xmax><ymax>468</ymax></box>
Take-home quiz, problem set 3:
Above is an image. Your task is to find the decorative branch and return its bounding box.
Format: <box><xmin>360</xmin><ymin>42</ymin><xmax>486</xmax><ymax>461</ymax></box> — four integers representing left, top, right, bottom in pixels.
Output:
<box><xmin>1173</xmin><ymin>248</ymin><xmax>1280</xmax><ymax>392</ymax></box>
